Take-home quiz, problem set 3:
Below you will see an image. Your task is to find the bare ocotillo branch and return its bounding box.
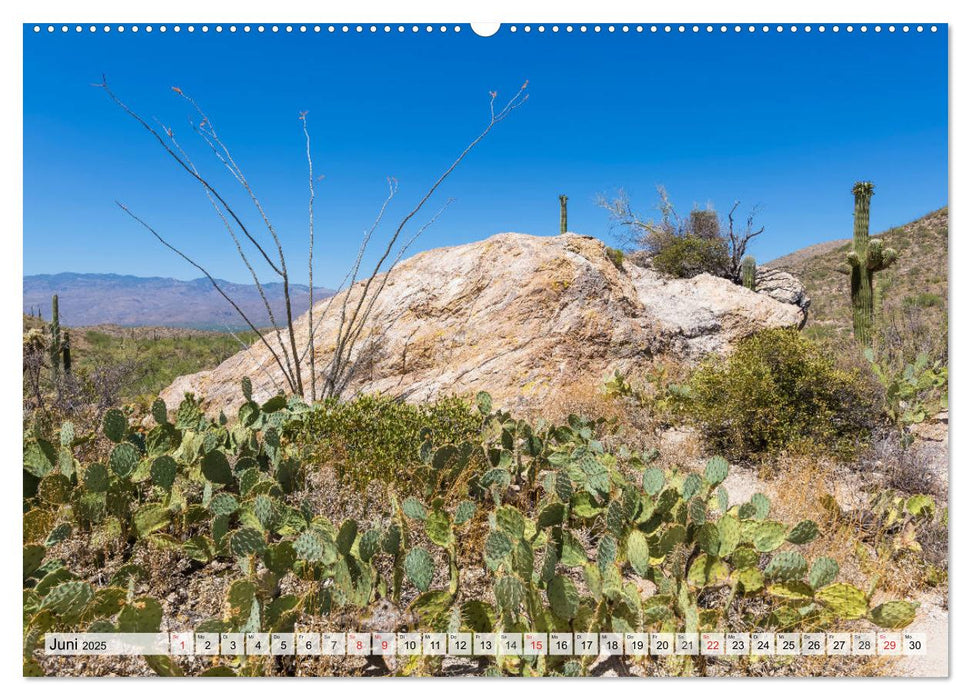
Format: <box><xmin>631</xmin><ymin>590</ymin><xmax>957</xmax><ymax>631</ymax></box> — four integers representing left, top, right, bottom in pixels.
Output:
<box><xmin>115</xmin><ymin>203</ymin><xmax>297</xmax><ymax>392</ymax></box>
<box><xmin>102</xmin><ymin>77</ymin><xmax>528</xmax><ymax>403</ymax></box>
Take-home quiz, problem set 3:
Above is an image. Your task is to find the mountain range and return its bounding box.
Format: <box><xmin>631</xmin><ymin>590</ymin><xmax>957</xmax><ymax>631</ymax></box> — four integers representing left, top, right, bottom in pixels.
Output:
<box><xmin>23</xmin><ymin>272</ymin><xmax>333</xmax><ymax>329</ymax></box>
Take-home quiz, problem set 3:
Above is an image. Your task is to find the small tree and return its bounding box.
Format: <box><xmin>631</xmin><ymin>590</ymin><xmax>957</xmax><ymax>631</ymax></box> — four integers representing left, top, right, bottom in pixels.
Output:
<box><xmin>100</xmin><ymin>78</ymin><xmax>528</xmax><ymax>401</ymax></box>
<box><xmin>598</xmin><ymin>186</ymin><xmax>764</xmax><ymax>282</ymax></box>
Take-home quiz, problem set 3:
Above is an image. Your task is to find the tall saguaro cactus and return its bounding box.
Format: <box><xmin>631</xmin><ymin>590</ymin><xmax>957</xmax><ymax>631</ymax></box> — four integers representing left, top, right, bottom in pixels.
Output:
<box><xmin>741</xmin><ymin>255</ymin><xmax>757</xmax><ymax>290</ymax></box>
<box><xmin>842</xmin><ymin>182</ymin><xmax>897</xmax><ymax>345</ymax></box>
<box><xmin>49</xmin><ymin>294</ymin><xmax>62</xmax><ymax>384</ymax></box>
<box><xmin>559</xmin><ymin>194</ymin><xmax>568</xmax><ymax>234</ymax></box>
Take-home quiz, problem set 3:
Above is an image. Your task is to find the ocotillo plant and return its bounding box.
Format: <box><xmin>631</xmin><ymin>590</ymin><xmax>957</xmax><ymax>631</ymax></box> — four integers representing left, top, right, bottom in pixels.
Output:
<box><xmin>842</xmin><ymin>182</ymin><xmax>897</xmax><ymax>345</ymax></box>
<box><xmin>49</xmin><ymin>294</ymin><xmax>61</xmax><ymax>384</ymax></box>
<box><xmin>741</xmin><ymin>255</ymin><xmax>757</xmax><ymax>290</ymax></box>
<box><xmin>559</xmin><ymin>194</ymin><xmax>568</xmax><ymax>234</ymax></box>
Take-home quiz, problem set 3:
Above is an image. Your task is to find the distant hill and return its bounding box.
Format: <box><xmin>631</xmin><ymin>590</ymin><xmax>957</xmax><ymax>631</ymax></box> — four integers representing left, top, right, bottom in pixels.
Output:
<box><xmin>768</xmin><ymin>207</ymin><xmax>948</xmax><ymax>341</ymax></box>
<box><xmin>23</xmin><ymin>273</ymin><xmax>333</xmax><ymax>329</ymax></box>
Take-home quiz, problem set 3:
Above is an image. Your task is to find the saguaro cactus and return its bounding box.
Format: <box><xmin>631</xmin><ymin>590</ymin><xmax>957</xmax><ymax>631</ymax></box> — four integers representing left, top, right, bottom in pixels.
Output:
<box><xmin>49</xmin><ymin>294</ymin><xmax>62</xmax><ymax>384</ymax></box>
<box><xmin>559</xmin><ymin>194</ymin><xmax>568</xmax><ymax>234</ymax></box>
<box><xmin>741</xmin><ymin>255</ymin><xmax>757</xmax><ymax>290</ymax></box>
<box><xmin>842</xmin><ymin>182</ymin><xmax>897</xmax><ymax>345</ymax></box>
<box><xmin>844</xmin><ymin>182</ymin><xmax>897</xmax><ymax>345</ymax></box>
<box><xmin>61</xmin><ymin>330</ymin><xmax>72</xmax><ymax>376</ymax></box>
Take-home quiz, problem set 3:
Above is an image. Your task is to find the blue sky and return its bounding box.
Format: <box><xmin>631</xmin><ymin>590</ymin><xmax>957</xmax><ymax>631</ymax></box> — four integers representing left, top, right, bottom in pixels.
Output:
<box><xmin>24</xmin><ymin>25</ymin><xmax>947</xmax><ymax>287</ymax></box>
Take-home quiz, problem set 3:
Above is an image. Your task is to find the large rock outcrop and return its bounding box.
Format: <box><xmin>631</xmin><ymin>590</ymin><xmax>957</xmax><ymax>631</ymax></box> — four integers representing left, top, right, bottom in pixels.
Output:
<box><xmin>161</xmin><ymin>233</ymin><xmax>808</xmax><ymax>415</ymax></box>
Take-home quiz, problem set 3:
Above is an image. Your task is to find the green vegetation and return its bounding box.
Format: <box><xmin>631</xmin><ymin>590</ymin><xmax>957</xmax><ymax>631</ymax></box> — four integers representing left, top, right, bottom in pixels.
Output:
<box><xmin>604</xmin><ymin>246</ymin><xmax>625</xmax><ymax>270</ymax></box>
<box><xmin>285</xmin><ymin>393</ymin><xmax>482</xmax><ymax>492</ymax></box>
<box><xmin>559</xmin><ymin>194</ymin><xmax>568</xmax><ymax>234</ymax></box>
<box><xmin>685</xmin><ymin>329</ymin><xmax>878</xmax><ymax>461</ymax></box>
<box><xmin>77</xmin><ymin>328</ymin><xmax>258</xmax><ymax>402</ymax></box>
<box><xmin>24</xmin><ymin>382</ymin><xmax>918</xmax><ymax>677</ymax></box>
<box><xmin>650</xmin><ymin>232</ymin><xmax>730</xmax><ymax>280</ymax></box>
<box><xmin>865</xmin><ymin>349</ymin><xmax>948</xmax><ymax>429</ymax></box>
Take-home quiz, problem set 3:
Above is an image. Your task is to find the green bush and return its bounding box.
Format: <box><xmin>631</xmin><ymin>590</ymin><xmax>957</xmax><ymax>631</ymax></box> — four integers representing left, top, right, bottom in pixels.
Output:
<box><xmin>685</xmin><ymin>328</ymin><xmax>878</xmax><ymax>460</ymax></box>
<box><xmin>651</xmin><ymin>233</ymin><xmax>730</xmax><ymax>279</ymax></box>
<box><xmin>604</xmin><ymin>246</ymin><xmax>625</xmax><ymax>270</ymax></box>
<box><xmin>285</xmin><ymin>393</ymin><xmax>482</xmax><ymax>490</ymax></box>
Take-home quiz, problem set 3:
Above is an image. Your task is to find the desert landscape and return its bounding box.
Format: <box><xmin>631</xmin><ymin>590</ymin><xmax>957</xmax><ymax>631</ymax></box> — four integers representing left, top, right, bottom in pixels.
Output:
<box><xmin>23</xmin><ymin>194</ymin><xmax>948</xmax><ymax>677</ymax></box>
<box><xmin>22</xmin><ymin>21</ymin><xmax>948</xmax><ymax>679</ymax></box>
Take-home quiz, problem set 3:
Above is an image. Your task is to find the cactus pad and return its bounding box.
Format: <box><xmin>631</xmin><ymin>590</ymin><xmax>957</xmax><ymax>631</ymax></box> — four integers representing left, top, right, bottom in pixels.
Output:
<box><xmin>704</xmin><ymin>456</ymin><xmax>729</xmax><ymax>486</ymax></box>
<box><xmin>404</xmin><ymin>547</ymin><xmax>435</xmax><ymax>592</ymax></box>
<box><xmin>476</xmin><ymin>391</ymin><xmax>493</xmax><ymax>415</ymax></box>
<box><xmin>108</xmin><ymin>443</ymin><xmax>140</xmax><ymax>478</ymax></box>
<box><xmin>809</xmin><ymin>557</ymin><xmax>840</xmax><ymax>590</ymax></box>
<box><xmin>869</xmin><ymin>600</ymin><xmax>917</xmax><ymax>629</ymax></box>
<box><xmin>201</xmin><ymin>450</ymin><xmax>233</xmax><ymax>485</ymax></box>
<box><xmin>764</xmin><ymin>551</ymin><xmax>808</xmax><ymax>581</ymax></box>
<box><xmin>151</xmin><ymin>398</ymin><xmax>168</xmax><ymax>425</ymax></box>
<box><xmin>118</xmin><ymin>596</ymin><xmax>163</xmax><ymax>633</ymax></box>
<box><xmin>626</xmin><ymin>530</ymin><xmax>650</xmax><ymax>577</ymax></box>
<box><xmin>336</xmin><ymin>519</ymin><xmax>359</xmax><ymax>556</ymax></box>
<box><xmin>102</xmin><ymin>409</ymin><xmax>128</xmax><ymax>443</ymax></box>
<box><xmin>596</xmin><ymin>534</ymin><xmax>617</xmax><ymax>573</ymax></box>
<box><xmin>786</xmin><ymin>519</ymin><xmax>820</xmax><ymax>545</ymax></box>
<box><xmin>642</xmin><ymin>467</ymin><xmax>664</xmax><ymax>496</ymax></box>
<box><xmin>133</xmin><ymin>504</ymin><xmax>170</xmax><ymax>538</ymax></box>
<box><xmin>696</xmin><ymin>523</ymin><xmax>721</xmax><ymax>557</ymax></box>
<box><xmin>252</xmin><ymin>495</ymin><xmax>277</xmax><ymax>530</ymax></box>
<box><xmin>41</xmin><ymin>580</ymin><xmax>94</xmax><ymax>619</ymax></box>
<box><xmin>547</xmin><ymin>574</ymin><xmax>580</xmax><ymax>619</ymax></box>
<box><xmin>425</xmin><ymin>510</ymin><xmax>453</xmax><ymax>548</ymax></box>
<box><xmin>358</xmin><ymin>528</ymin><xmax>381</xmax><ymax>562</ymax></box>
<box><xmin>402</xmin><ymin>497</ymin><xmax>427</xmax><ymax>521</ymax></box>
<box><xmin>751</xmin><ymin>521</ymin><xmax>787</xmax><ymax>552</ymax></box>
<box><xmin>454</xmin><ymin>500</ymin><xmax>476</xmax><ymax>526</ymax></box>
<box><xmin>494</xmin><ymin>574</ymin><xmax>525</xmax><ymax>613</ymax></box>
<box><xmin>294</xmin><ymin>530</ymin><xmax>334</xmax><ymax>563</ymax></box>
<box><xmin>209</xmin><ymin>492</ymin><xmax>239</xmax><ymax>517</ymax></box>
<box><xmin>484</xmin><ymin>531</ymin><xmax>513</xmax><ymax>570</ymax></box>
<box><xmin>815</xmin><ymin>583</ymin><xmax>869</xmax><ymax>619</ymax></box>
<box><xmin>230</xmin><ymin>527</ymin><xmax>266</xmax><ymax>557</ymax></box>
<box><xmin>38</xmin><ymin>474</ymin><xmax>72</xmax><ymax>505</ymax></box>
<box><xmin>150</xmin><ymin>456</ymin><xmax>177</xmax><ymax>491</ymax></box>
<box><xmin>682</xmin><ymin>473</ymin><xmax>703</xmax><ymax>500</ymax></box>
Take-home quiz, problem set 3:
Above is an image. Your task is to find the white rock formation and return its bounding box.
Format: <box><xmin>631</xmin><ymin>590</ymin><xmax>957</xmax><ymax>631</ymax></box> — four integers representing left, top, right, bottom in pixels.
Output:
<box><xmin>161</xmin><ymin>233</ymin><xmax>808</xmax><ymax>415</ymax></box>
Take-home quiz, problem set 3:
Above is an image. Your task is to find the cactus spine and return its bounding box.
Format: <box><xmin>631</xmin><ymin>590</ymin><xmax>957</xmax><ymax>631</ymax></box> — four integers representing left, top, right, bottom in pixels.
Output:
<box><xmin>559</xmin><ymin>194</ymin><xmax>568</xmax><ymax>234</ymax></box>
<box><xmin>741</xmin><ymin>256</ymin><xmax>757</xmax><ymax>290</ymax></box>
<box><xmin>845</xmin><ymin>182</ymin><xmax>897</xmax><ymax>345</ymax></box>
<box><xmin>49</xmin><ymin>294</ymin><xmax>61</xmax><ymax>384</ymax></box>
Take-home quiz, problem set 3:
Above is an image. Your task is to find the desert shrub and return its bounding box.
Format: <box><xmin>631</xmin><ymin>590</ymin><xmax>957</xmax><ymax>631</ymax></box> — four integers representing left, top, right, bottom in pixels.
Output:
<box><xmin>286</xmin><ymin>393</ymin><xmax>482</xmax><ymax>490</ymax></box>
<box><xmin>686</xmin><ymin>328</ymin><xmax>879</xmax><ymax>460</ymax></box>
<box><xmin>599</xmin><ymin>187</ymin><xmax>762</xmax><ymax>282</ymax></box>
<box><xmin>604</xmin><ymin>246</ymin><xmax>625</xmax><ymax>270</ymax></box>
<box><xmin>903</xmin><ymin>292</ymin><xmax>943</xmax><ymax>309</ymax></box>
<box><xmin>650</xmin><ymin>233</ymin><xmax>731</xmax><ymax>279</ymax></box>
